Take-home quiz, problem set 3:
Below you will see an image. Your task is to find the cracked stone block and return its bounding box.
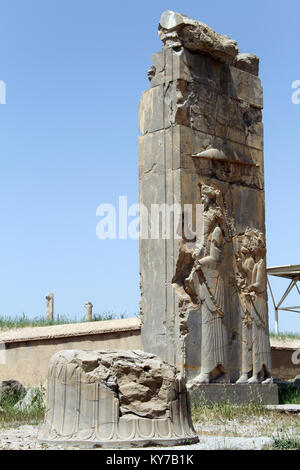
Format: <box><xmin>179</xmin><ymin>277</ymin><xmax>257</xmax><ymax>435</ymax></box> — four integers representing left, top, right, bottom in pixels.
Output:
<box><xmin>39</xmin><ymin>350</ymin><xmax>198</xmax><ymax>448</ymax></box>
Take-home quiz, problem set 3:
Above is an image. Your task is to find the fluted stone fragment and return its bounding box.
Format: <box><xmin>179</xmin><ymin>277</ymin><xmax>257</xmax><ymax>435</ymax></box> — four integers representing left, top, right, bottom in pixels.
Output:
<box><xmin>39</xmin><ymin>350</ymin><xmax>198</xmax><ymax>448</ymax></box>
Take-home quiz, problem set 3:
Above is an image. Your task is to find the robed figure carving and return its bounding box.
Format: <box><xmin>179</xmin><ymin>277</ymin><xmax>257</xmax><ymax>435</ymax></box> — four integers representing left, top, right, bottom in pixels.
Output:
<box><xmin>185</xmin><ymin>185</ymin><xmax>228</xmax><ymax>385</ymax></box>
<box><xmin>235</xmin><ymin>229</ymin><xmax>272</xmax><ymax>384</ymax></box>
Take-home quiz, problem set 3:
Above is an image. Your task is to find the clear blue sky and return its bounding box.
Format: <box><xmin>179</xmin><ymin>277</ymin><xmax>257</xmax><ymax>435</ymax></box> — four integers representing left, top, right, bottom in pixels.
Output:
<box><xmin>0</xmin><ymin>0</ymin><xmax>299</xmax><ymax>333</ymax></box>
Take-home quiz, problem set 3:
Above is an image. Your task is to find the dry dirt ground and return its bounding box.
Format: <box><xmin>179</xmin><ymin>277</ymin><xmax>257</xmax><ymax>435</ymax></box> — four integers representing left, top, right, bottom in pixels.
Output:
<box><xmin>0</xmin><ymin>411</ymin><xmax>299</xmax><ymax>450</ymax></box>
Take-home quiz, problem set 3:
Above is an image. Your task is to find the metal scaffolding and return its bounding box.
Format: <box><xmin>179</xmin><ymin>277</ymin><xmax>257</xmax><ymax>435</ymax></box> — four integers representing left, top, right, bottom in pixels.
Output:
<box><xmin>267</xmin><ymin>264</ymin><xmax>300</xmax><ymax>335</ymax></box>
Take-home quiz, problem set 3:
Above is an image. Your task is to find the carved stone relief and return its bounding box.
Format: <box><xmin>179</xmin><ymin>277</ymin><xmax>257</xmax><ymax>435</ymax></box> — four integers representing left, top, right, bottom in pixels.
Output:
<box><xmin>139</xmin><ymin>11</ymin><xmax>273</xmax><ymax>386</ymax></box>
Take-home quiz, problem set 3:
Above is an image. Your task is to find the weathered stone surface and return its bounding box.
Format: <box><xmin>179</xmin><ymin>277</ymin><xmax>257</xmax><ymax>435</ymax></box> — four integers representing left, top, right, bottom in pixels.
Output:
<box><xmin>45</xmin><ymin>293</ymin><xmax>54</xmax><ymax>321</ymax></box>
<box><xmin>234</xmin><ymin>53</ymin><xmax>259</xmax><ymax>76</ymax></box>
<box><xmin>84</xmin><ymin>302</ymin><xmax>93</xmax><ymax>321</ymax></box>
<box><xmin>158</xmin><ymin>12</ymin><xmax>259</xmax><ymax>78</ymax></box>
<box><xmin>189</xmin><ymin>383</ymin><xmax>279</xmax><ymax>405</ymax></box>
<box><xmin>138</xmin><ymin>86</ymin><xmax>164</xmax><ymax>135</ymax></box>
<box><xmin>144</xmin><ymin>52</ymin><xmax>264</xmax><ymax>152</ymax></box>
<box><xmin>158</xmin><ymin>11</ymin><xmax>239</xmax><ymax>63</ymax></box>
<box><xmin>229</xmin><ymin>67</ymin><xmax>263</xmax><ymax>108</ymax></box>
<box><xmin>265</xmin><ymin>404</ymin><xmax>300</xmax><ymax>413</ymax></box>
<box><xmin>139</xmin><ymin>12</ymin><xmax>274</xmax><ymax>396</ymax></box>
<box><xmin>39</xmin><ymin>350</ymin><xmax>198</xmax><ymax>448</ymax></box>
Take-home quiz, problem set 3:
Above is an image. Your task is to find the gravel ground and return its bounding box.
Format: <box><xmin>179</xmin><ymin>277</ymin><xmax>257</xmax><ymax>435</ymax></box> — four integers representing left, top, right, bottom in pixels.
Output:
<box><xmin>195</xmin><ymin>414</ymin><xmax>300</xmax><ymax>439</ymax></box>
<box><xmin>0</xmin><ymin>414</ymin><xmax>298</xmax><ymax>450</ymax></box>
<box><xmin>0</xmin><ymin>424</ymin><xmax>274</xmax><ymax>450</ymax></box>
<box><xmin>0</xmin><ymin>425</ymin><xmax>73</xmax><ymax>450</ymax></box>
<box><xmin>146</xmin><ymin>436</ymin><xmax>274</xmax><ymax>450</ymax></box>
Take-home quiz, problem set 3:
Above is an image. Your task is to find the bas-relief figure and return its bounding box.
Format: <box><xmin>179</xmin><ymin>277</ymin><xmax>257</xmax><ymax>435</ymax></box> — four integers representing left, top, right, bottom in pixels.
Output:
<box><xmin>235</xmin><ymin>229</ymin><xmax>272</xmax><ymax>384</ymax></box>
<box><xmin>183</xmin><ymin>182</ymin><xmax>273</xmax><ymax>386</ymax></box>
<box><xmin>185</xmin><ymin>185</ymin><xmax>228</xmax><ymax>384</ymax></box>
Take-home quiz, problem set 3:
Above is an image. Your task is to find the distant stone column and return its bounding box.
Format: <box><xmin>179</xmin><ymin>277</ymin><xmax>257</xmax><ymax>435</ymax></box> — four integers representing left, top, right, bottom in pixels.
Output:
<box><xmin>45</xmin><ymin>293</ymin><xmax>54</xmax><ymax>321</ymax></box>
<box><xmin>84</xmin><ymin>302</ymin><xmax>93</xmax><ymax>321</ymax></box>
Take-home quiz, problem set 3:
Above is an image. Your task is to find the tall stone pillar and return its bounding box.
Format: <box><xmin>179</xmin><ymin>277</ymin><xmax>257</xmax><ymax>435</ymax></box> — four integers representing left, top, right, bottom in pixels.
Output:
<box><xmin>46</xmin><ymin>293</ymin><xmax>54</xmax><ymax>321</ymax></box>
<box><xmin>84</xmin><ymin>302</ymin><xmax>93</xmax><ymax>322</ymax></box>
<box><xmin>139</xmin><ymin>11</ymin><xmax>273</xmax><ymax>386</ymax></box>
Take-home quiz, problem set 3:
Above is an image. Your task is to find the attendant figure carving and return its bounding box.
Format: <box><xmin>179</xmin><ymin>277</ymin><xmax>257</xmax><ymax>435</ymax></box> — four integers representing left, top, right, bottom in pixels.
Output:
<box><xmin>185</xmin><ymin>185</ymin><xmax>228</xmax><ymax>384</ymax></box>
<box><xmin>235</xmin><ymin>229</ymin><xmax>272</xmax><ymax>384</ymax></box>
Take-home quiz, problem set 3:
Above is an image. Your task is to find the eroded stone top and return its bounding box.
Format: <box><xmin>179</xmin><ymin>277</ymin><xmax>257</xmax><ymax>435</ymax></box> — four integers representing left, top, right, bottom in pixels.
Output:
<box><xmin>51</xmin><ymin>349</ymin><xmax>179</xmax><ymax>419</ymax></box>
<box><xmin>158</xmin><ymin>11</ymin><xmax>259</xmax><ymax>75</ymax></box>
